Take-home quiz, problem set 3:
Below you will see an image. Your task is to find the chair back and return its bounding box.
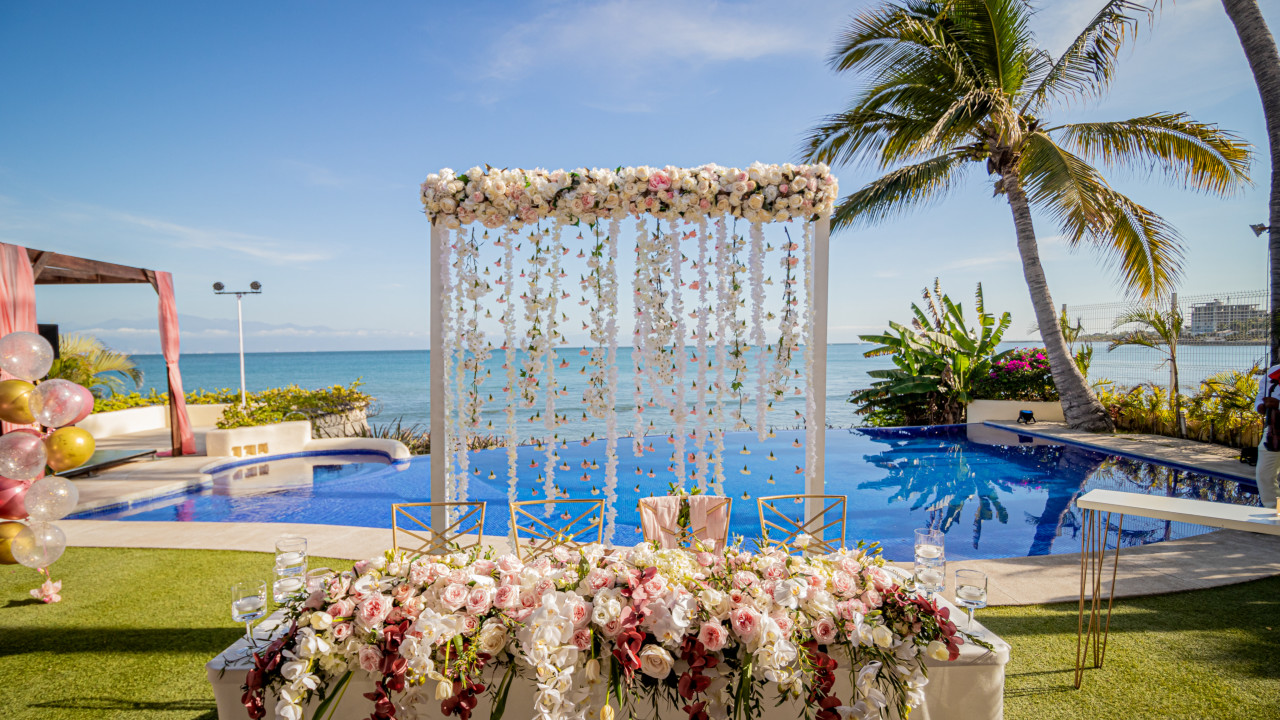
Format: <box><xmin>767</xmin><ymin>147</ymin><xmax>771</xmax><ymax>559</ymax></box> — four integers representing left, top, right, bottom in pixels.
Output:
<box><xmin>391</xmin><ymin>501</ymin><xmax>486</xmax><ymax>556</ymax></box>
<box><xmin>509</xmin><ymin>499</ymin><xmax>605</xmax><ymax>560</ymax></box>
<box><xmin>638</xmin><ymin>495</ymin><xmax>733</xmax><ymax>551</ymax></box>
<box><xmin>757</xmin><ymin>495</ymin><xmax>846</xmax><ymax>555</ymax></box>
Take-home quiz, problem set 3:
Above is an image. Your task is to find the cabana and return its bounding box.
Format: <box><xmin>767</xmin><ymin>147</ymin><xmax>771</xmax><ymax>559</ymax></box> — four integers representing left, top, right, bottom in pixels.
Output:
<box><xmin>0</xmin><ymin>244</ymin><xmax>194</xmax><ymax>456</ymax></box>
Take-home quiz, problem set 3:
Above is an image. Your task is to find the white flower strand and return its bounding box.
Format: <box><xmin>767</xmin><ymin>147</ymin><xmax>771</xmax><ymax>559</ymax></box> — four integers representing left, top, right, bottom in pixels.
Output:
<box><xmin>749</xmin><ymin>220</ymin><xmax>768</xmax><ymax>440</ymax></box>
<box><xmin>438</xmin><ymin>226</ymin><xmax>458</xmax><ymax>503</ymax></box>
<box><xmin>669</xmin><ymin>220</ymin><xmax>687</xmax><ymax>489</ymax></box>
<box><xmin>693</xmin><ymin>215</ymin><xmax>710</xmax><ymax>492</ymax></box>
<box><xmin>603</xmin><ymin>217</ymin><xmax>621</xmax><ymax>542</ymax></box>
<box><xmin>710</xmin><ymin>217</ymin><xmax>730</xmax><ymax>494</ymax></box>
<box><xmin>802</xmin><ymin>220</ymin><xmax>818</xmax><ymax>483</ymax></box>
<box><xmin>544</xmin><ymin>227</ymin><xmax>564</xmax><ymax>505</ymax></box>
<box><xmin>500</xmin><ymin>228</ymin><xmax>519</xmax><ymax>502</ymax></box>
<box><xmin>631</xmin><ymin>216</ymin><xmax>649</xmax><ymax>455</ymax></box>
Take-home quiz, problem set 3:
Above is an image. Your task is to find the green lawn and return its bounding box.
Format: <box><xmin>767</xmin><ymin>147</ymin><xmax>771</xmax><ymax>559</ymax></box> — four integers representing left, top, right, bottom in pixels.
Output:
<box><xmin>1</xmin><ymin>547</ymin><xmax>1278</xmax><ymax>719</ymax></box>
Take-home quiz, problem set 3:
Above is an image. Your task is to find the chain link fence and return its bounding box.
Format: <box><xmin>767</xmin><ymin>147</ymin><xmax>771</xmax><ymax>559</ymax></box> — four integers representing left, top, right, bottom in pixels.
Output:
<box><xmin>1061</xmin><ymin>290</ymin><xmax>1269</xmax><ymax>388</ymax></box>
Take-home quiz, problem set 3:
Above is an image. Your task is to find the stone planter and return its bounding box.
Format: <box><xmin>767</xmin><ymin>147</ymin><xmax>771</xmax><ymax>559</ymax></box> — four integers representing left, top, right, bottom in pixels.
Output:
<box><xmin>205</xmin><ymin>420</ymin><xmax>312</xmax><ymax>459</ymax></box>
<box><xmin>966</xmin><ymin>399</ymin><xmax>1064</xmax><ymax>424</ymax></box>
<box><xmin>311</xmin><ymin>408</ymin><xmax>370</xmax><ymax>438</ymax></box>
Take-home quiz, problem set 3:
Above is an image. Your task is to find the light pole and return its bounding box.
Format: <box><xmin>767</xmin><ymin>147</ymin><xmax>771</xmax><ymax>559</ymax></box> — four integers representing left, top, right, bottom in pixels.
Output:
<box><xmin>213</xmin><ymin>281</ymin><xmax>262</xmax><ymax>406</ymax></box>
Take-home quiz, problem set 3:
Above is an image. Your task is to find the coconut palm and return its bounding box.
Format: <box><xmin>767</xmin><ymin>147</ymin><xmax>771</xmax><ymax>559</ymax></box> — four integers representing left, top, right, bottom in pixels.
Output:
<box><xmin>1107</xmin><ymin>305</ymin><xmax>1186</xmax><ymax>436</ymax></box>
<box><xmin>802</xmin><ymin>0</ymin><xmax>1252</xmax><ymax>431</ymax></box>
<box><xmin>47</xmin><ymin>333</ymin><xmax>144</xmax><ymax>398</ymax></box>
<box><xmin>1218</xmin><ymin>0</ymin><xmax>1280</xmax><ymax>362</ymax></box>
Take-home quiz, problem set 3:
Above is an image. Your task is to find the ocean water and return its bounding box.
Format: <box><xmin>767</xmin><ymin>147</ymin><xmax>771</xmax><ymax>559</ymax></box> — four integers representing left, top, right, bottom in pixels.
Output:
<box><xmin>124</xmin><ymin>342</ymin><xmax>1265</xmax><ymax>439</ymax></box>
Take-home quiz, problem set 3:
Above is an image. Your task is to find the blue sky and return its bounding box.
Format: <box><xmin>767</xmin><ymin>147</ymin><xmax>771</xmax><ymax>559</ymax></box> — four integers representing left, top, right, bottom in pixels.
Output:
<box><xmin>0</xmin><ymin>0</ymin><xmax>1273</xmax><ymax>353</ymax></box>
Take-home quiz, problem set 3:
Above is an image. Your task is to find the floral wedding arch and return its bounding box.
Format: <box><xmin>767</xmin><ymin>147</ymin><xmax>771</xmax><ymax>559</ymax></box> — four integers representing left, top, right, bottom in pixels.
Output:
<box><xmin>422</xmin><ymin>163</ymin><xmax>836</xmax><ymax>540</ymax></box>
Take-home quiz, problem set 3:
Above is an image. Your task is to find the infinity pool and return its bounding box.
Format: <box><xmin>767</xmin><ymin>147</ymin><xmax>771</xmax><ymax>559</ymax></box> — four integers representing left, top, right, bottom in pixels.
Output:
<box><xmin>70</xmin><ymin>425</ymin><xmax>1259</xmax><ymax>561</ymax></box>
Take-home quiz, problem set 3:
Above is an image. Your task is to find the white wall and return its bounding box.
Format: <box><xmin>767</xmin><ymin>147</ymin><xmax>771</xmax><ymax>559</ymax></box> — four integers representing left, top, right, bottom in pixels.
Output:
<box><xmin>966</xmin><ymin>399</ymin><xmax>1065</xmax><ymax>424</ymax></box>
<box><xmin>76</xmin><ymin>403</ymin><xmax>229</xmax><ymax>438</ymax></box>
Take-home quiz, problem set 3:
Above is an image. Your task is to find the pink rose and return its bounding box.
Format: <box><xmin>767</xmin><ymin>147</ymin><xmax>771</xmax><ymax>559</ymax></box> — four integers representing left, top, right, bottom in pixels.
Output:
<box><xmin>494</xmin><ymin>585</ymin><xmax>520</xmax><ymax>609</ymax></box>
<box><xmin>813</xmin><ymin>617</ymin><xmax>838</xmax><ymax>644</ymax></box>
<box><xmin>467</xmin><ymin>586</ymin><xmax>494</xmax><ymax>615</ymax></box>
<box><xmin>472</xmin><ymin>559</ymin><xmax>497</xmax><ymax>576</ymax></box>
<box><xmin>762</xmin><ymin>563</ymin><xmax>786</xmax><ymax>581</ymax></box>
<box><xmin>326</xmin><ymin>576</ymin><xmax>351</xmax><ymax>601</ymax></box>
<box><xmin>732</xmin><ymin>572</ymin><xmax>757</xmax><ymax>589</ymax></box>
<box><xmin>862</xmin><ymin>589</ymin><xmax>883</xmax><ymax>608</ymax></box>
<box><xmin>535</xmin><ymin>579</ymin><xmax>555</xmax><ymax>597</ymax></box>
<box><xmin>695</xmin><ymin>552</ymin><xmax>714</xmax><ymax>568</ymax></box>
<box><xmin>584</xmin><ymin>568</ymin><xmax>614</xmax><ymax>593</ymax></box>
<box><xmin>648</xmin><ymin>172</ymin><xmax>671</xmax><ymax>191</ymax></box>
<box><xmin>869</xmin><ymin>567</ymin><xmax>892</xmax><ymax>592</ymax></box>
<box><xmin>506</xmin><ymin>607</ymin><xmax>533</xmax><ymax>622</ymax></box>
<box><xmin>447</xmin><ymin>569</ymin><xmax>469</xmax><ymax>585</ymax></box>
<box><xmin>572</xmin><ymin>628</ymin><xmax>592</xmax><ymax>650</ymax></box>
<box><xmin>772</xmin><ymin>613</ymin><xmax>793</xmax><ymax>635</ymax></box>
<box><xmin>357</xmin><ymin>594</ymin><xmax>392</xmax><ymax>628</ymax></box>
<box><xmin>401</xmin><ymin>596</ymin><xmax>424</xmax><ymax>620</ymax></box>
<box><xmin>442</xmin><ymin>583</ymin><xmax>469</xmax><ymax>611</ymax></box>
<box><xmin>698</xmin><ymin>621</ymin><xmax>728</xmax><ymax>652</ymax></box>
<box><xmin>460</xmin><ymin>614</ymin><xmax>480</xmax><ymax>633</ymax></box>
<box><xmin>331</xmin><ymin>622</ymin><xmax>353</xmax><ymax>642</ymax></box>
<box><xmin>304</xmin><ymin>589</ymin><xmax>325</xmax><ymax>610</ymax></box>
<box><xmin>386</xmin><ymin>607</ymin><xmax>406</xmax><ymax>625</ymax></box>
<box><xmin>832</xmin><ymin>572</ymin><xmax>855</xmax><ymax>597</ymax></box>
<box><xmin>730</xmin><ymin>608</ymin><xmax>761</xmax><ymax>641</ymax></box>
<box><xmin>497</xmin><ymin>555</ymin><xmax>522</xmax><ymax>574</ymax></box>
<box><xmin>520</xmin><ymin>591</ymin><xmax>538</xmax><ymax>609</ymax></box>
<box><xmin>391</xmin><ymin>584</ymin><xmax>416</xmax><ymax>604</ymax></box>
<box><xmin>408</xmin><ymin>563</ymin><xmax>431</xmax><ymax>586</ymax></box>
<box><xmin>327</xmin><ymin>599</ymin><xmax>355</xmax><ymax>619</ymax></box>
<box><xmin>569</xmin><ymin>599</ymin><xmax>590</xmax><ymax>629</ymax></box>
<box><xmin>600</xmin><ymin>617</ymin><xmax>623</xmax><ymax>638</ymax></box>
<box><xmin>358</xmin><ymin>646</ymin><xmax>384</xmax><ymax>673</ymax></box>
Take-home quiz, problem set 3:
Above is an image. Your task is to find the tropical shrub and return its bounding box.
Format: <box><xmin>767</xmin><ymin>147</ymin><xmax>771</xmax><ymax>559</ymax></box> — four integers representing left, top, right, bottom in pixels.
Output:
<box><xmin>94</xmin><ymin>388</ymin><xmax>239</xmax><ymax>413</ymax></box>
<box><xmin>1094</xmin><ymin>367</ymin><xmax>1263</xmax><ymax>449</ymax></box>
<box><xmin>850</xmin><ymin>280</ymin><xmax>1011</xmax><ymax>426</ymax></box>
<box><xmin>216</xmin><ymin>382</ymin><xmax>373</xmax><ymax>430</ymax></box>
<box><xmin>972</xmin><ymin>348</ymin><xmax>1058</xmax><ymax>402</ymax></box>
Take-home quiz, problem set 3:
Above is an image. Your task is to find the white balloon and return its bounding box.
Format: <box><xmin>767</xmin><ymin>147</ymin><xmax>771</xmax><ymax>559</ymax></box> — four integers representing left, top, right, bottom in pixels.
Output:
<box><xmin>11</xmin><ymin>521</ymin><xmax>66</xmax><ymax>569</ymax></box>
<box><xmin>28</xmin><ymin>379</ymin><xmax>91</xmax><ymax>428</ymax></box>
<box><xmin>0</xmin><ymin>432</ymin><xmax>47</xmax><ymax>481</ymax></box>
<box><xmin>0</xmin><ymin>332</ymin><xmax>54</xmax><ymax>382</ymax></box>
<box><xmin>23</xmin><ymin>476</ymin><xmax>79</xmax><ymax>522</ymax></box>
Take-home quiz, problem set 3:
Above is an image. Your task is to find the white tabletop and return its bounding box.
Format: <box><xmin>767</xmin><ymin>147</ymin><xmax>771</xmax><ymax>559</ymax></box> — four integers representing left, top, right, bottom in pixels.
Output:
<box><xmin>1076</xmin><ymin>490</ymin><xmax>1280</xmax><ymax>536</ymax></box>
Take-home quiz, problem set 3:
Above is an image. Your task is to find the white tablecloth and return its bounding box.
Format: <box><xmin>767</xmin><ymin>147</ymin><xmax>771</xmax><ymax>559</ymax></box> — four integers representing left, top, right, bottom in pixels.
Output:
<box><xmin>207</xmin><ymin>600</ymin><xmax>1007</xmax><ymax>720</ymax></box>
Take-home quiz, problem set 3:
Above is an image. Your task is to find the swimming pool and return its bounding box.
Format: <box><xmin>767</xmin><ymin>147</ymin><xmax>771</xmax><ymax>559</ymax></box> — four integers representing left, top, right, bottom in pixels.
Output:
<box><xmin>70</xmin><ymin>425</ymin><xmax>1259</xmax><ymax>561</ymax></box>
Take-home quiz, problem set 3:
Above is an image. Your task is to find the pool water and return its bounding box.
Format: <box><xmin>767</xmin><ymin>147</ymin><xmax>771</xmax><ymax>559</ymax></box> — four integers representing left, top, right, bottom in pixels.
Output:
<box><xmin>70</xmin><ymin>426</ymin><xmax>1259</xmax><ymax>561</ymax></box>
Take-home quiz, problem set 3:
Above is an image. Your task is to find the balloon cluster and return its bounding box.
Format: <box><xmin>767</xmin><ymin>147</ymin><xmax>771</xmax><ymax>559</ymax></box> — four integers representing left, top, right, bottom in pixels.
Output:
<box><xmin>0</xmin><ymin>331</ymin><xmax>97</xmax><ymax>576</ymax></box>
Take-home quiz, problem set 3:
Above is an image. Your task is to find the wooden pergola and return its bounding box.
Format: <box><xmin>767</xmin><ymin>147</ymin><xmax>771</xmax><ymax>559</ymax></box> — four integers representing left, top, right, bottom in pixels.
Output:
<box><xmin>25</xmin><ymin>248</ymin><xmax>187</xmax><ymax>455</ymax></box>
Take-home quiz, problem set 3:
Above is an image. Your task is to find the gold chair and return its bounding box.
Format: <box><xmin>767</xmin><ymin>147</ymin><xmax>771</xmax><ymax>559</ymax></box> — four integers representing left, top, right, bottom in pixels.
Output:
<box><xmin>638</xmin><ymin>495</ymin><xmax>733</xmax><ymax>551</ymax></box>
<box><xmin>391</xmin><ymin>501</ymin><xmax>486</xmax><ymax>556</ymax></box>
<box><xmin>509</xmin><ymin>499</ymin><xmax>605</xmax><ymax>560</ymax></box>
<box><xmin>757</xmin><ymin>495</ymin><xmax>847</xmax><ymax>555</ymax></box>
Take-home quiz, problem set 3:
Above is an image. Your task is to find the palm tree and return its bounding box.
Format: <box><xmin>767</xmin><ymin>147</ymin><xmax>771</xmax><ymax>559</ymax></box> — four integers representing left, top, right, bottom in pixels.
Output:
<box><xmin>1107</xmin><ymin>304</ymin><xmax>1186</xmax><ymax>436</ymax></box>
<box><xmin>802</xmin><ymin>0</ymin><xmax>1252</xmax><ymax>432</ymax></box>
<box><xmin>47</xmin><ymin>333</ymin><xmax>144</xmax><ymax>398</ymax></box>
<box><xmin>1218</xmin><ymin>0</ymin><xmax>1280</xmax><ymax>363</ymax></box>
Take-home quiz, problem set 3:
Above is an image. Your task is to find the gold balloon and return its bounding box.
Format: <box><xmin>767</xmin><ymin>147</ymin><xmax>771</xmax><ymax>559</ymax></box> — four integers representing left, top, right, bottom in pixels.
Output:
<box><xmin>0</xmin><ymin>379</ymin><xmax>35</xmax><ymax>425</ymax></box>
<box><xmin>0</xmin><ymin>520</ymin><xmax>23</xmax><ymax>564</ymax></box>
<box><xmin>45</xmin><ymin>427</ymin><xmax>96</xmax><ymax>472</ymax></box>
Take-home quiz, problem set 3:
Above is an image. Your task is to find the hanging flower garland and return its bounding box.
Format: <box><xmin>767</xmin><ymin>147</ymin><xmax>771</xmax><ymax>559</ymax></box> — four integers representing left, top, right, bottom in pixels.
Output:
<box><xmin>631</xmin><ymin>216</ymin><xmax>650</xmax><ymax>455</ymax></box>
<box><xmin>726</xmin><ymin>224</ymin><xmax>750</xmax><ymax>432</ymax></box>
<box><xmin>602</xmin><ymin>218</ymin><xmax>621</xmax><ymax>542</ymax></box>
<box><xmin>748</xmin><ymin>221</ymin><xmax>768</xmax><ymax>442</ymax></box>
<box><xmin>542</xmin><ymin>227</ymin><xmax>565</xmax><ymax>504</ymax></box>
<box><xmin>773</xmin><ymin>226</ymin><xmax>801</xmax><ymax>410</ymax></box>
<box><xmin>437</xmin><ymin>226</ymin><xmax>459</xmax><ymax>503</ymax></box>
<box><xmin>710</xmin><ymin>217</ymin><xmax>731</xmax><ymax>494</ymax></box>
<box><xmin>692</xmin><ymin>215</ymin><xmax>711</xmax><ymax>492</ymax></box>
<box><xmin>498</xmin><ymin>228</ymin><xmax>520</xmax><ymax>502</ymax></box>
<box><xmin>669</xmin><ymin>221</ymin><xmax>687</xmax><ymax>488</ymax></box>
<box><xmin>802</xmin><ymin>220</ymin><xmax>818</xmax><ymax>484</ymax></box>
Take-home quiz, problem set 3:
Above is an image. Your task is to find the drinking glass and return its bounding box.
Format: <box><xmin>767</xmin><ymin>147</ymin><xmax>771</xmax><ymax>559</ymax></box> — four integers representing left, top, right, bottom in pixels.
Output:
<box><xmin>913</xmin><ymin>557</ymin><xmax>945</xmax><ymax>596</ymax></box>
<box><xmin>305</xmin><ymin>567</ymin><xmax>334</xmax><ymax>594</ymax></box>
<box><xmin>230</xmin><ymin>580</ymin><xmax>268</xmax><ymax>658</ymax></box>
<box><xmin>272</xmin><ymin>567</ymin><xmax>306</xmax><ymax>604</ymax></box>
<box><xmin>914</xmin><ymin>528</ymin><xmax>945</xmax><ymax>563</ymax></box>
<box><xmin>954</xmin><ymin>569</ymin><xmax>989</xmax><ymax>637</ymax></box>
<box><xmin>275</xmin><ymin>535</ymin><xmax>308</xmax><ymax>579</ymax></box>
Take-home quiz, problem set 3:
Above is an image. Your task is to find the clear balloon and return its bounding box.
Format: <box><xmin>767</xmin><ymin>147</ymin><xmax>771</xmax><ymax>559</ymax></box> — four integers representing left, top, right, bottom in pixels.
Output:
<box><xmin>10</xmin><ymin>521</ymin><xmax>66</xmax><ymax>569</ymax></box>
<box><xmin>23</xmin><ymin>476</ymin><xmax>79</xmax><ymax>522</ymax></box>
<box><xmin>0</xmin><ymin>332</ymin><xmax>54</xmax><ymax>382</ymax></box>
<box><xmin>29</xmin><ymin>379</ymin><xmax>91</xmax><ymax>428</ymax></box>
<box><xmin>0</xmin><ymin>433</ymin><xmax>46</xmax><ymax>481</ymax></box>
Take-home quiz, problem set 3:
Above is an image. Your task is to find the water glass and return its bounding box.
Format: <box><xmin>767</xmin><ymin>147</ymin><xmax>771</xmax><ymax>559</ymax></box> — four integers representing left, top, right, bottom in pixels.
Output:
<box><xmin>305</xmin><ymin>567</ymin><xmax>334</xmax><ymax>594</ymax></box>
<box><xmin>914</xmin><ymin>528</ymin><xmax>945</xmax><ymax>563</ymax></box>
<box><xmin>230</xmin><ymin>580</ymin><xmax>267</xmax><ymax>658</ymax></box>
<box><xmin>272</xmin><ymin>567</ymin><xmax>306</xmax><ymax>604</ymax></box>
<box><xmin>914</xmin><ymin>557</ymin><xmax>946</xmax><ymax>596</ymax></box>
<box><xmin>955</xmin><ymin>569</ymin><xmax>989</xmax><ymax>637</ymax></box>
<box><xmin>275</xmin><ymin>535</ymin><xmax>308</xmax><ymax>579</ymax></box>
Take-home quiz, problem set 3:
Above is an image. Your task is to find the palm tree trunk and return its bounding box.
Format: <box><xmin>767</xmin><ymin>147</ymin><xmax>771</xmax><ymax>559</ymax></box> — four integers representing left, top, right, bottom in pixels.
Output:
<box><xmin>1221</xmin><ymin>0</ymin><xmax>1280</xmax><ymax>364</ymax></box>
<box><xmin>1004</xmin><ymin>173</ymin><xmax>1115</xmax><ymax>431</ymax></box>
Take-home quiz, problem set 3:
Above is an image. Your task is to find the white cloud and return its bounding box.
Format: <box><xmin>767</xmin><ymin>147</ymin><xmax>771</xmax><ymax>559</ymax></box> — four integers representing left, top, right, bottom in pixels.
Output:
<box><xmin>104</xmin><ymin>210</ymin><xmax>332</xmax><ymax>264</ymax></box>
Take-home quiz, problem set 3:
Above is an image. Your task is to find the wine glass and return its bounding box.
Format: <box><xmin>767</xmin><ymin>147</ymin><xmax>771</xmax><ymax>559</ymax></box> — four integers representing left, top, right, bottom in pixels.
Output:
<box><xmin>954</xmin><ymin>569</ymin><xmax>988</xmax><ymax>637</ymax></box>
<box><xmin>230</xmin><ymin>580</ymin><xmax>268</xmax><ymax>659</ymax></box>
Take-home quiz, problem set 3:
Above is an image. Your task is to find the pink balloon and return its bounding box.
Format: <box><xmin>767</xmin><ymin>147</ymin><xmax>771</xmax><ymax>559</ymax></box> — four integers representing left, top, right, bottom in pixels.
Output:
<box><xmin>0</xmin><ymin>475</ymin><xmax>36</xmax><ymax>520</ymax></box>
<box><xmin>69</xmin><ymin>384</ymin><xmax>95</xmax><ymax>425</ymax></box>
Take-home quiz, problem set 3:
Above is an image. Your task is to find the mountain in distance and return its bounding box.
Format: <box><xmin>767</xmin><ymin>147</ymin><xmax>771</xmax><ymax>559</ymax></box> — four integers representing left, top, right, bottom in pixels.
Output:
<box><xmin>56</xmin><ymin>314</ymin><xmax>427</xmax><ymax>354</ymax></box>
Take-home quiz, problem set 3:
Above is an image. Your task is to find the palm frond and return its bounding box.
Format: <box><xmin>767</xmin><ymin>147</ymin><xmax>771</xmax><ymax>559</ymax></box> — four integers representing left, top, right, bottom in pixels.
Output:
<box><xmin>948</xmin><ymin>0</ymin><xmax>1038</xmax><ymax>95</ymax></box>
<box><xmin>1053</xmin><ymin>113</ymin><xmax>1252</xmax><ymax>195</ymax></box>
<box><xmin>831</xmin><ymin>151</ymin><xmax>972</xmax><ymax>229</ymax></box>
<box><xmin>1021</xmin><ymin>0</ymin><xmax>1158</xmax><ymax>111</ymax></box>
<box><xmin>1019</xmin><ymin>132</ymin><xmax>1181</xmax><ymax>298</ymax></box>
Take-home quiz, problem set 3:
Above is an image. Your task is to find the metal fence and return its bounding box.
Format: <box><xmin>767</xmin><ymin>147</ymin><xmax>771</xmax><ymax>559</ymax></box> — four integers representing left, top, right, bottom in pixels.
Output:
<box><xmin>1061</xmin><ymin>290</ymin><xmax>1269</xmax><ymax>389</ymax></box>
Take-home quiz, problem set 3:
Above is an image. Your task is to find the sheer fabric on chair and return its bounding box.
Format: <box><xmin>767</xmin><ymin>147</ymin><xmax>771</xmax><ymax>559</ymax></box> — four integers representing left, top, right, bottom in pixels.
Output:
<box><xmin>509</xmin><ymin>499</ymin><xmax>605</xmax><ymax>560</ymax></box>
<box><xmin>392</xmin><ymin>501</ymin><xmax>486</xmax><ymax>556</ymax></box>
<box><xmin>757</xmin><ymin>495</ymin><xmax>846</xmax><ymax>555</ymax></box>
<box><xmin>638</xmin><ymin>495</ymin><xmax>732</xmax><ymax>551</ymax></box>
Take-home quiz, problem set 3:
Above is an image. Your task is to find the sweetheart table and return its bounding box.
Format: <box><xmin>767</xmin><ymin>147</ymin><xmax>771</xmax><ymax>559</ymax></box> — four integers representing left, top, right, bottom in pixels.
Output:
<box><xmin>206</xmin><ymin>597</ymin><xmax>1009</xmax><ymax>720</ymax></box>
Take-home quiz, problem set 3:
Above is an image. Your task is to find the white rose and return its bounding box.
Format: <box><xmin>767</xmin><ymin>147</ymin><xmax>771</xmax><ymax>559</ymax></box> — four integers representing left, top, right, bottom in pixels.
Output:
<box><xmin>310</xmin><ymin>612</ymin><xmax>333</xmax><ymax>631</ymax></box>
<box><xmin>477</xmin><ymin>620</ymin><xmax>507</xmax><ymax>656</ymax></box>
<box><xmin>927</xmin><ymin>639</ymin><xmax>950</xmax><ymax>661</ymax></box>
<box><xmin>638</xmin><ymin>644</ymin><xmax>674</xmax><ymax>679</ymax></box>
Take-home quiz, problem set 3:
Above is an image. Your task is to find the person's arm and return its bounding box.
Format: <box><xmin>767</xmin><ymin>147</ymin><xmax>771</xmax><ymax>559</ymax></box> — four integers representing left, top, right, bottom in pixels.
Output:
<box><xmin>1259</xmin><ymin>376</ymin><xmax>1278</xmax><ymax>413</ymax></box>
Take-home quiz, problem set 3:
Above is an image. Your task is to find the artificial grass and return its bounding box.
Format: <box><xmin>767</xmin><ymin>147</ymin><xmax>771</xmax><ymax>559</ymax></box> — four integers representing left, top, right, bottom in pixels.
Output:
<box><xmin>1</xmin><ymin>548</ymin><xmax>1278</xmax><ymax>719</ymax></box>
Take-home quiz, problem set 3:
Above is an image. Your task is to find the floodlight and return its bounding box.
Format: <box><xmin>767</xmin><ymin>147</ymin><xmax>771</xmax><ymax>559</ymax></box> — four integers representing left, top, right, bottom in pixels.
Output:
<box><xmin>1251</xmin><ymin>223</ymin><xmax>1270</xmax><ymax>237</ymax></box>
<box><xmin>212</xmin><ymin>282</ymin><xmax>225</xmax><ymax>291</ymax></box>
<box><xmin>250</xmin><ymin>281</ymin><xmax>262</xmax><ymax>291</ymax></box>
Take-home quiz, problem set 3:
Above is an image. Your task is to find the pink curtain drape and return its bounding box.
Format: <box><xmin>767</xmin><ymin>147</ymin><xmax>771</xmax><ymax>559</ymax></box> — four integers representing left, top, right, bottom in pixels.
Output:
<box><xmin>156</xmin><ymin>272</ymin><xmax>195</xmax><ymax>455</ymax></box>
<box><xmin>0</xmin><ymin>244</ymin><xmax>37</xmax><ymax>434</ymax></box>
